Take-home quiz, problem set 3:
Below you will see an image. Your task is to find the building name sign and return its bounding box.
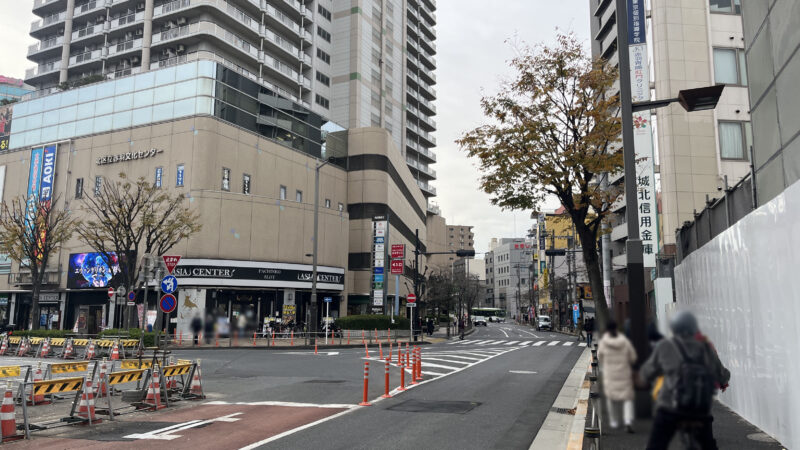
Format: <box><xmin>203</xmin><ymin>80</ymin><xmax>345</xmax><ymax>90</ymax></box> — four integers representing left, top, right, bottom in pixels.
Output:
<box><xmin>96</xmin><ymin>148</ymin><xmax>163</xmax><ymax>165</ymax></box>
<box><xmin>173</xmin><ymin>263</ymin><xmax>344</xmax><ymax>286</ymax></box>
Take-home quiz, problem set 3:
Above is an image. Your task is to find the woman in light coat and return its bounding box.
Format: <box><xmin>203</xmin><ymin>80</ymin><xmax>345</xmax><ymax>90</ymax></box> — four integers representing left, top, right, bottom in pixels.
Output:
<box><xmin>597</xmin><ymin>320</ymin><xmax>637</xmax><ymax>432</ymax></box>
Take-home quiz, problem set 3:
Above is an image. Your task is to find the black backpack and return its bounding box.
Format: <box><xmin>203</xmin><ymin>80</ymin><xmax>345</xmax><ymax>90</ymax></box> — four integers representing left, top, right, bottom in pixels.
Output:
<box><xmin>671</xmin><ymin>338</ymin><xmax>715</xmax><ymax>414</ymax></box>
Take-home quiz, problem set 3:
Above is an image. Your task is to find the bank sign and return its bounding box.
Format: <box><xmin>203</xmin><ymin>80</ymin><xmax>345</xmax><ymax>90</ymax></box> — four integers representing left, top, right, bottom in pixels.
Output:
<box><xmin>172</xmin><ymin>259</ymin><xmax>344</xmax><ymax>290</ymax></box>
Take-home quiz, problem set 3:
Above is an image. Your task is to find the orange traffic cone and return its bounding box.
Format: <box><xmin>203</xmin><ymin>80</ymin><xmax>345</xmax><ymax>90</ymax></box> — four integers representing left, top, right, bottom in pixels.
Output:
<box><xmin>16</xmin><ymin>338</ymin><xmax>26</xmax><ymax>357</ymax></box>
<box><xmin>62</xmin><ymin>338</ymin><xmax>74</xmax><ymax>359</ymax></box>
<box><xmin>96</xmin><ymin>359</ymin><xmax>109</xmax><ymax>398</ymax></box>
<box><xmin>110</xmin><ymin>341</ymin><xmax>120</xmax><ymax>361</ymax></box>
<box><xmin>76</xmin><ymin>379</ymin><xmax>100</xmax><ymax>423</ymax></box>
<box><xmin>189</xmin><ymin>361</ymin><xmax>205</xmax><ymax>399</ymax></box>
<box><xmin>1</xmin><ymin>383</ymin><xmax>21</xmax><ymax>441</ymax></box>
<box><xmin>86</xmin><ymin>340</ymin><xmax>96</xmax><ymax>359</ymax></box>
<box><xmin>29</xmin><ymin>363</ymin><xmax>47</xmax><ymax>405</ymax></box>
<box><xmin>143</xmin><ymin>367</ymin><xmax>165</xmax><ymax>410</ymax></box>
<box><xmin>0</xmin><ymin>337</ymin><xmax>7</xmax><ymax>356</ymax></box>
<box><xmin>40</xmin><ymin>338</ymin><xmax>50</xmax><ymax>358</ymax></box>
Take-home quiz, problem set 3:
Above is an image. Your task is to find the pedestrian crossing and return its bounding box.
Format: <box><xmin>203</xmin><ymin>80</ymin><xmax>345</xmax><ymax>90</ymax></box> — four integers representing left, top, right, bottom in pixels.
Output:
<box><xmin>417</xmin><ymin>347</ymin><xmax>518</xmax><ymax>379</ymax></box>
<box><xmin>446</xmin><ymin>338</ymin><xmax>587</xmax><ymax>348</ymax></box>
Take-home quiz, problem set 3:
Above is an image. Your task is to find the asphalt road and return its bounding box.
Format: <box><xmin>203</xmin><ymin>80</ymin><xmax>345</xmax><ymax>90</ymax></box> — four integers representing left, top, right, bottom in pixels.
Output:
<box><xmin>5</xmin><ymin>324</ymin><xmax>583</xmax><ymax>449</ymax></box>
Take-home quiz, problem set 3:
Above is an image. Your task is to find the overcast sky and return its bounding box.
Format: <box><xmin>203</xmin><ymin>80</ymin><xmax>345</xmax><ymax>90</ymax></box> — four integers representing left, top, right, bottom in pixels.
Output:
<box><xmin>0</xmin><ymin>1</ymin><xmax>590</xmax><ymax>255</ymax></box>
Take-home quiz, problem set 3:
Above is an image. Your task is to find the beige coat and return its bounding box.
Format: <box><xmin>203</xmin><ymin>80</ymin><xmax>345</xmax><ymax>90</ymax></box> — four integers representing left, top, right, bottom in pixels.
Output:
<box><xmin>597</xmin><ymin>332</ymin><xmax>637</xmax><ymax>401</ymax></box>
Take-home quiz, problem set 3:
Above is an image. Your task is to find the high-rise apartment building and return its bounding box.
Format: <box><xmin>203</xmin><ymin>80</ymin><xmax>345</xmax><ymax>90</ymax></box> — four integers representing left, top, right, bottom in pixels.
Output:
<box><xmin>330</xmin><ymin>0</ymin><xmax>438</xmax><ymax>200</ymax></box>
<box><xmin>589</xmin><ymin>0</ymin><xmax>751</xmax><ymax>320</ymax></box>
<box><xmin>26</xmin><ymin>0</ymin><xmax>437</xmax><ymax>199</ymax></box>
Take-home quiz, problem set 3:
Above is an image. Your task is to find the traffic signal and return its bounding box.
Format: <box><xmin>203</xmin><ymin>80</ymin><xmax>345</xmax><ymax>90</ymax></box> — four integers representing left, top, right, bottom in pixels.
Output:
<box><xmin>544</xmin><ymin>249</ymin><xmax>566</xmax><ymax>256</ymax></box>
<box><xmin>455</xmin><ymin>249</ymin><xmax>476</xmax><ymax>257</ymax></box>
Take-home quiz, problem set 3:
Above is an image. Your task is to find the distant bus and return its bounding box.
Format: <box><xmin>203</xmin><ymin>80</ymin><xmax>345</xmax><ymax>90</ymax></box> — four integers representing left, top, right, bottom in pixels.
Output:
<box><xmin>471</xmin><ymin>308</ymin><xmax>506</xmax><ymax>323</ymax></box>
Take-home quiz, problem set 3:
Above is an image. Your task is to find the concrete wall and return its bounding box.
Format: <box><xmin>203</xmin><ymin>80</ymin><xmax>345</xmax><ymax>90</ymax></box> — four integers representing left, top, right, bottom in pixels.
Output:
<box><xmin>674</xmin><ymin>178</ymin><xmax>800</xmax><ymax>450</ymax></box>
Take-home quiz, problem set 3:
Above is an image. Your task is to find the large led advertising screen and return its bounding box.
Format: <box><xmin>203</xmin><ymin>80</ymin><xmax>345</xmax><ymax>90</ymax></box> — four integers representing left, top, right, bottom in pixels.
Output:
<box><xmin>67</xmin><ymin>252</ymin><xmax>126</xmax><ymax>289</ymax></box>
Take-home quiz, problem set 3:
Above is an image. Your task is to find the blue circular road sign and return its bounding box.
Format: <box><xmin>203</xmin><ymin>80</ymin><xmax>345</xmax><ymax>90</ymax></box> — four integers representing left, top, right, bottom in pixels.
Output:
<box><xmin>161</xmin><ymin>275</ymin><xmax>178</xmax><ymax>294</ymax></box>
<box><xmin>160</xmin><ymin>294</ymin><xmax>177</xmax><ymax>314</ymax></box>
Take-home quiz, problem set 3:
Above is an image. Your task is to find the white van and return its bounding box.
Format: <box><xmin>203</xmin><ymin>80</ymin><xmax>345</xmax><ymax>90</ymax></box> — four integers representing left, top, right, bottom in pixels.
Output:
<box><xmin>536</xmin><ymin>316</ymin><xmax>552</xmax><ymax>331</ymax></box>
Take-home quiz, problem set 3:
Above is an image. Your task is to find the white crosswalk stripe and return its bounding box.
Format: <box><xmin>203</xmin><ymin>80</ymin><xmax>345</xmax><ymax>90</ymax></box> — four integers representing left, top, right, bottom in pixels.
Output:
<box><xmin>548</xmin><ymin>341</ymin><xmax>560</xmax><ymax>346</ymax></box>
<box><xmin>520</xmin><ymin>341</ymin><xmax>531</xmax><ymax>346</ymax></box>
<box><xmin>562</xmin><ymin>342</ymin><xmax>574</xmax><ymax>346</ymax></box>
<box><xmin>578</xmin><ymin>343</ymin><xmax>587</xmax><ymax>347</ymax></box>
<box><xmin>504</xmin><ymin>341</ymin><xmax>520</xmax><ymax>346</ymax></box>
<box><xmin>413</xmin><ymin>346</ymin><xmax>520</xmax><ymax>381</ymax></box>
<box><xmin>444</xmin><ymin>338</ymin><xmax>586</xmax><ymax>348</ymax></box>
<box><xmin>532</xmin><ymin>341</ymin><xmax>546</xmax><ymax>346</ymax></box>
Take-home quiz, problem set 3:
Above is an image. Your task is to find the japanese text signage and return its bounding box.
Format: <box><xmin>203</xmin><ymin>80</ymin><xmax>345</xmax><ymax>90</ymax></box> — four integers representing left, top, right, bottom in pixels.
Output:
<box><xmin>371</xmin><ymin>216</ymin><xmax>388</xmax><ymax>309</ymax></box>
<box><xmin>391</xmin><ymin>244</ymin><xmax>405</xmax><ymax>259</ymax></box>
<box><xmin>390</xmin><ymin>259</ymin><xmax>404</xmax><ymax>275</ymax></box>
<box><xmin>628</xmin><ymin>0</ymin><xmax>657</xmax><ymax>268</ymax></box>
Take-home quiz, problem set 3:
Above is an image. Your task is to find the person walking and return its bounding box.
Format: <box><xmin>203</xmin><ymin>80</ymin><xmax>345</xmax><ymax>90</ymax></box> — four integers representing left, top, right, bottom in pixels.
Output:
<box><xmin>426</xmin><ymin>318</ymin><xmax>434</xmax><ymax>336</ymax></box>
<box><xmin>204</xmin><ymin>314</ymin><xmax>214</xmax><ymax>345</ymax></box>
<box><xmin>640</xmin><ymin>311</ymin><xmax>730</xmax><ymax>450</ymax></box>
<box><xmin>584</xmin><ymin>317</ymin><xmax>595</xmax><ymax>348</ymax></box>
<box><xmin>191</xmin><ymin>315</ymin><xmax>203</xmax><ymax>346</ymax></box>
<box><xmin>597</xmin><ymin>320</ymin><xmax>637</xmax><ymax>433</ymax></box>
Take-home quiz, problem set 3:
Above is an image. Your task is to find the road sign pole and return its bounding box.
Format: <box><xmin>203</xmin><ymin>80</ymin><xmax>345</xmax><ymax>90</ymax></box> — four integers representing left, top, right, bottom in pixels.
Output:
<box><xmin>325</xmin><ymin>301</ymin><xmax>329</xmax><ymax>345</ymax></box>
<box><xmin>394</xmin><ymin>274</ymin><xmax>399</xmax><ymax>322</ymax></box>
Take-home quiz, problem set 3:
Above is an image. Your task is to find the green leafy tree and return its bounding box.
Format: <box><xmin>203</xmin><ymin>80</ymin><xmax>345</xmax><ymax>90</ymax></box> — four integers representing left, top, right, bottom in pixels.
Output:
<box><xmin>0</xmin><ymin>195</ymin><xmax>79</xmax><ymax>330</ymax></box>
<box><xmin>458</xmin><ymin>34</ymin><xmax>622</xmax><ymax>328</ymax></box>
<box><xmin>76</xmin><ymin>173</ymin><xmax>202</xmax><ymax>329</ymax></box>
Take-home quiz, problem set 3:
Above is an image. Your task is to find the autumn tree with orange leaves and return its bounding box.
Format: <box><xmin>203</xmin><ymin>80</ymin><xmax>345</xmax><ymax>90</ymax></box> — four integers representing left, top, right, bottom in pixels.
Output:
<box><xmin>458</xmin><ymin>34</ymin><xmax>622</xmax><ymax>327</ymax></box>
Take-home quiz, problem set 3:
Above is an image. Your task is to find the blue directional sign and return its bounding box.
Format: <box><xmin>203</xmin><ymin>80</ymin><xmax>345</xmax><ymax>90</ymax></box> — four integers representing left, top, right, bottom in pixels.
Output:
<box><xmin>374</xmin><ymin>267</ymin><xmax>384</xmax><ymax>275</ymax></box>
<box><xmin>374</xmin><ymin>236</ymin><xmax>385</xmax><ymax>244</ymax></box>
<box><xmin>324</xmin><ymin>297</ymin><xmax>333</xmax><ymax>303</ymax></box>
<box><xmin>374</xmin><ymin>274</ymin><xmax>384</xmax><ymax>283</ymax></box>
<box><xmin>160</xmin><ymin>275</ymin><xmax>178</xmax><ymax>294</ymax></box>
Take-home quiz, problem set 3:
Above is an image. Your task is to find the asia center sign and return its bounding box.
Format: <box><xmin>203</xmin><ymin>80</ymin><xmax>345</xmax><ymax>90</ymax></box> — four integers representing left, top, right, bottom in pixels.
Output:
<box><xmin>171</xmin><ymin>261</ymin><xmax>344</xmax><ymax>287</ymax></box>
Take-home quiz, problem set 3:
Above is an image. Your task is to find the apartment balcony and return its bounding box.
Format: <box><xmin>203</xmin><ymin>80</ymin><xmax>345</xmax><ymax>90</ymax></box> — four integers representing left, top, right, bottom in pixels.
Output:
<box><xmin>153</xmin><ymin>0</ymin><xmax>191</xmax><ymax>17</ymax></box>
<box><xmin>105</xmin><ymin>65</ymin><xmax>142</xmax><ymax>79</ymax></box>
<box><xmin>25</xmin><ymin>61</ymin><xmax>60</xmax><ymax>81</ymax></box>
<box><xmin>107</xmin><ymin>37</ymin><xmax>143</xmax><ymax>57</ymax></box>
<box><xmin>33</xmin><ymin>0</ymin><xmax>68</xmax><ymax>15</ymax></box>
<box><xmin>418</xmin><ymin>49</ymin><xmax>436</xmax><ymax>71</ymax></box>
<box><xmin>407</xmin><ymin>21</ymin><xmax>418</xmax><ymax>39</ymax></box>
<box><xmin>277</xmin><ymin>0</ymin><xmax>305</xmax><ymax>21</ymax></box>
<box><xmin>406</xmin><ymin>139</ymin><xmax>436</xmax><ymax>163</ymax></box>
<box><xmin>406</xmin><ymin>157</ymin><xmax>436</xmax><ymax>179</ymax></box>
<box><xmin>419</xmin><ymin>34</ymin><xmax>436</xmax><ymax>55</ymax></box>
<box><xmin>9</xmin><ymin>271</ymin><xmax>61</xmax><ymax>287</ymax></box>
<box><xmin>417</xmin><ymin>111</ymin><xmax>436</xmax><ymax>132</ymax></box>
<box><xmin>263</xmin><ymin>28</ymin><xmax>304</xmax><ymax>65</ymax></box>
<box><xmin>421</xmin><ymin>0</ymin><xmax>436</xmax><ymax>15</ymax></box>
<box><xmin>417</xmin><ymin>79</ymin><xmax>436</xmax><ymax>101</ymax></box>
<box><xmin>264</xmin><ymin>3</ymin><xmax>306</xmax><ymax>43</ymax></box>
<box><xmin>407</xmin><ymin>122</ymin><xmax>436</xmax><ymax>147</ymax></box>
<box><xmin>73</xmin><ymin>0</ymin><xmax>110</xmax><ymax>20</ymax></box>
<box><xmin>112</xmin><ymin>11</ymin><xmax>145</xmax><ymax>32</ymax></box>
<box><xmin>71</xmin><ymin>23</ymin><xmax>106</xmax><ymax>44</ymax></box>
<box><xmin>419</xmin><ymin>2</ymin><xmax>436</xmax><ymax>26</ymax></box>
<box><xmin>152</xmin><ymin>21</ymin><xmax>261</xmax><ymax>68</ymax></box>
<box><xmin>262</xmin><ymin>52</ymin><xmax>304</xmax><ymax>87</ymax></box>
<box><xmin>611</xmin><ymin>222</ymin><xmax>628</xmax><ymax>242</ymax></box>
<box><xmin>27</xmin><ymin>36</ymin><xmax>64</xmax><ymax>57</ymax></box>
<box><xmin>416</xmin><ymin>179</ymin><xmax>437</xmax><ymax>196</ymax></box>
<box><xmin>30</xmin><ymin>11</ymin><xmax>67</xmax><ymax>36</ymax></box>
<box><xmin>68</xmin><ymin>49</ymin><xmax>103</xmax><ymax>67</ymax></box>
<box><xmin>427</xmin><ymin>203</ymin><xmax>441</xmax><ymax>215</ymax></box>
<box><xmin>418</xmin><ymin>63</ymin><xmax>436</xmax><ymax>85</ymax></box>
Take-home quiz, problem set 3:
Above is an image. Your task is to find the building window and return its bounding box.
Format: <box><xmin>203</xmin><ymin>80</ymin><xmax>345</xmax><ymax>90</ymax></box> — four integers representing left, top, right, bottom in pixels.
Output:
<box><xmin>371</xmin><ymin>113</ymin><xmax>381</xmax><ymax>127</ymax></box>
<box><xmin>317</xmin><ymin>4</ymin><xmax>331</xmax><ymax>21</ymax></box>
<box><xmin>371</xmin><ymin>91</ymin><xmax>381</xmax><ymax>108</ymax></box>
<box><xmin>296</xmin><ymin>190</ymin><xmax>303</xmax><ymax>203</ymax></box>
<box><xmin>94</xmin><ymin>176</ymin><xmax>103</xmax><ymax>196</ymax></box>
<box><xmin>316</xmin><ymin>48</ymin><xmax>330</xmax><ymax>64</ymax></box>
<box><xmin>243</xmin><ymin>173</ymin><xmax>251</xmax><ymax>195</ymax></box>
<box><xmin>325</xmin><ymin>199</ymin><xmax>331</xmax><ymax>208</ymax></box>
<box><xmin>75</xmin><ymin>178</ymin><xmax>84</xmax><ymax>199</ymax></box>
<box><xmin>316</xmin><ymin>71</ymin><xmax>330</xmax><ymax>86</ymax></box>
<box><xmin>279</xmin><ymin>185</ymin><xmax>287</xmax><ymax>200</ymax></box>
<box><xmin>222</xmin><ymin>168</ymin><xmax>230</xmax><ymax>191</ymax></box>
<box><xmin>338</xmin><ymin>202</ymin><xmax>344</xmax><ymax>212</ymax></box>
<box><xmin>315</xmin><ymin>94</ymin><xmax>330</xmax><ymax>109</ymax></box>
<box><xmin>317</xmin><ymin>26</ymin><xmax>331</xmax><ymax>42</ymax></box>
<box><xmin>709</xmin><ymin>0</ymin><xmax>740</xmax><ymax>14</ymax></box>
<box><xmin>713</xmin><ymin>48</ymin><xmax>747</xmax><ymax>85</ymax></box>
<box><xmin>176</xmin><ymin>164</ymin><xmax>185</xmax><ymax>187</ymax></box>
<box><xmin>718</xmin><ymin>121</ymin><xmax>752</xmax><ymax>160</ymax></box>
<box><xmin>154</xmin><ymin>166</ymin><xmax>163</xmax><ymax>188</ymax></box>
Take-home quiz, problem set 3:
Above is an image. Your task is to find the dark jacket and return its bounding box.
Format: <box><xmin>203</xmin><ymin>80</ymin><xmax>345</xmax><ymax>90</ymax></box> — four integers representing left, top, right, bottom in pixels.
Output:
<box><xmin>640</xmin><ymin>335</ymin><xmax>730</xmax><ymax>413</ymax></box>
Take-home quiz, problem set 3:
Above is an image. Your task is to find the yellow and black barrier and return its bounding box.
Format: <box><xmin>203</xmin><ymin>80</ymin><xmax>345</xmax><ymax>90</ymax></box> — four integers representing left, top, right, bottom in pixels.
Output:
<box><xmin>0</xmin><ymin>365</ymin><xmax>22</xmax><ymax>378</ymax></box>
<box><xmin>32</xmin><ymin>377</ymin><xmax>84</xmax><ymax>396</ymax></box>
<box><xmin>162</xmin><ymin>363</ymin><xmax>192</xmax><ymax>378</ymax></box>
<box><xmin>47</xmin><ymin>361</ymin><xmax>89</xmax><ymax>377</ymax></box>
<box><xmin>107</xmin><ymin>369</ymin><xmax>145</xmax><ymax>386</ymax></box>
<box><xmin>50</xmin><ymin>338</ymin><xmax>66</xmax><ymax>347</ymax></box>
<box><xmin>72</xmin><ymin>339</ymin><xmax>89</xmax><ymax>347</ymax></box>
<box><xmin>8</xmin><ymin>336</ymin><xmax>21</xmax><ymax>345</ymax></box>
<box><xmin>119</xmin><ymin>360</ymin><xmax>152</xmax><ymax>369</ymax></box>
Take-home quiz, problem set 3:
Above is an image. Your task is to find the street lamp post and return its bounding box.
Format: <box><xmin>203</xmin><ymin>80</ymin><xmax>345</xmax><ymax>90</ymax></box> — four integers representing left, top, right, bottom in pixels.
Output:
<box><xmin>310</xmin><ymin>158</ymin><xmax>331</xmax><ymax>346</ymax></box>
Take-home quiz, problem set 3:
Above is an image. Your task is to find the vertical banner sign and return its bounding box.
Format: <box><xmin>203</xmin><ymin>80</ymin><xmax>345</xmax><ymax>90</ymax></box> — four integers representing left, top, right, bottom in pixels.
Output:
<box><xmin>36</xmin><ymin>145</ymin><xmax>57</xmax><ymax>257</ymax></box>
<box><xmin>628</xmin><ymin>0</ymin><xmax>657</xmax><ymax>268</ymax></box>
<box><xmin>371</xmin><ymin>216</ymin><xmax>389</xmax><ymax>312</ymax></box>
<box><xmin>25</xmin><ymin>147</ymin><xmax>45</xmax><ymax>239</ymax></box>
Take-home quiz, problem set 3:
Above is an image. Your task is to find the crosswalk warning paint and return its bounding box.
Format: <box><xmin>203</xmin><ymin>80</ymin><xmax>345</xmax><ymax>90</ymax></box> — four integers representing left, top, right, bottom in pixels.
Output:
<box><xmin>106</xmin><ymin>369</ymin><xmax>145</xmax><ymax>386</ymax></box>
<box><xmin>48</xmin><ymin>361</ymin><xmax>89</xmax><ymax>375</ymax></box>
<box><xmin>119</xmin><ymin>360</ymin><xmax>152</xmax><ymax>370</ymax></box>
<box><xmin>0</xmin><ymin>367</ymin><xmax>21</xmax><ymax>378</ymax></box>
<box><xmin>32</xmin><ymin>377</ymin><xmax>84</xmax><ymax>396</ymax></box>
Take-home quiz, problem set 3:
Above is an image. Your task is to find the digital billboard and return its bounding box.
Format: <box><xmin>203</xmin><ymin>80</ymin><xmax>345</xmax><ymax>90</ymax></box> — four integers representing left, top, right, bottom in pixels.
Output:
<box><xmin>67</xmin><ymin>252</ymin><xmax>126</xmax><ymax>289</ymax></box>
<box><xmin>0</xmin><ymin>104</ymin><xmax>11</xmax><ymax>151</ymax></box>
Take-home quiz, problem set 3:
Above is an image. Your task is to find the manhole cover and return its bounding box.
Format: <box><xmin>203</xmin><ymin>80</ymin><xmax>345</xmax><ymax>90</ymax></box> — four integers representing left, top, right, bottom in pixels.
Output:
<box><xmin>387</xmin><ymin>400</ymin><xmax>480</xmax><ymax>414</ymax></box>
<box><xmin>304</xmin><ymin>380</ymin><xmax>346</xmax><ymax>384</ymax></box>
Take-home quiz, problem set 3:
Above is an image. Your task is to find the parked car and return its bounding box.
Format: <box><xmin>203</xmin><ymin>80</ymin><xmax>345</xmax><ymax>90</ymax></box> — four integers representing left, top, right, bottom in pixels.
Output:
<box><xmin>490</xmin><ymin>316</ymin><xmax>505</xmax><ymax>323</ymax></box>
<box><xmin>473</xmin><ymin>316</ymin><xmax>488</xmax><ymax>326</ymax></box>
<box><xmin>536</xmin><ymin>316</ymin><xmax>552</xmax><ymax>331</ymax></box>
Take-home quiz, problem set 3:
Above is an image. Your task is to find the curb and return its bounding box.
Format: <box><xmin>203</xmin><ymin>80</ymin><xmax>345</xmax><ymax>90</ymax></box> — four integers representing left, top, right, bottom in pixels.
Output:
<box><xmin>529</xmin><ymin>347</ymin><xmax>591</xmax><ymax>450</ymax></box>
<box><xmin>165</xmin><ymin>341</ymin><xmax>434</xmax><ymax>351</ymax></box>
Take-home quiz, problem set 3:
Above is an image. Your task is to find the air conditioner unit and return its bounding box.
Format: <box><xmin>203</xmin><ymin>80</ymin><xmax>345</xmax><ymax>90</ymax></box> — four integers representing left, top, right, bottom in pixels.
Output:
<box><xmin>135</xmin><ymin>28</ymin><xmax>143</xmax><ymax>36</ymax></box>
<box><xmin>131</xmin><ymin>56</ymin><xmax>140</xmax><ymax>64</ymax></box>
<box><xmin>160</xmin><ymin>49</ymin><xmax>170</xmax><ymax>57</ymax></box>
<box><xmin>176</xmin><ymin>44</ymin><xmax>186</xmax><ymax>53</ymax></box>
<box><xmin>125</xmin><ymin>31</ymin><xmax>133</xmax><ymax>39</ymax></box>
<box><xmin>96</xmin><ymin>15</ymin><xmax>105</xmax><ymax>23</ymax></box>
<box><xmin>167</xmin><ymin>48</ymin><xmax>176</xmax><ymax>57</ymax></box>
<box><xmin>176</xmin><ymin>17</ymin><xmax>187</xmax><ymax>26</ymax></box>
<box><xmin>58</xmin><ymin>27</ymin><xmax>65</xmax><ymax>34</ymax></box>
<box><xmin>122</xmin><ymin>58</ymin><xmax>131</xmax><ymax>67</ymax></box>
<box><xmin>169</xmin><ymin>20</ymin><xmax>177</xmax><ymax>28</ymax></box>
<box><xmin>137</xmin><ymin>2</ymin><xmax>144</xmax><ymax>10</ymax></box>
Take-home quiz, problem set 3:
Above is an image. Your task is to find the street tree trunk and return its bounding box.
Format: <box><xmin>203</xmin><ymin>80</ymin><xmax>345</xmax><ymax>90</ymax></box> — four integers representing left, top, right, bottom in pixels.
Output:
<box><xmin>575</xmin><ymin>224</ymin><xmax>609</xmax><ymax>333</ymax></box>
<box><xmin>29</xmin><ymin>271</ymin><xmax>42</xmax><ymax>331</ymax></box>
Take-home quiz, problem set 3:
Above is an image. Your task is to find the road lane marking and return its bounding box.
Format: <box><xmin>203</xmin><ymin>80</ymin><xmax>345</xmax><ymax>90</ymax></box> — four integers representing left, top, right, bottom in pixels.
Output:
<box><xmin>424</xmin><ymin>354</ymin><xmax>481</xmax><ymax>361</ymax></box>
<box><xmin>562</xmin><ymin>342</ymin><xmax>574</xmax><ymax>346</ymax></box>
<box><xmin>505</xmin><ymin>341</ymin><xmax>520</xmax><ymax>346</ymax></box>
<box><xmin>548</xmin><ymin>341</ymin><xmax>560</xmax><ymax>346</ymax></box>
<box><xmin>206</xmin><ymin>401</ymin><xmax>356</xmax><ymax>409</ymax></box>
<box><xmin>421</xmin><ymin>362</ymin><xmax>462</xmax><ymax>370</ymax></box>
<box><xmin>279</xmin><ymin>351</ymin><xmax>340</xmax><ymax>356</ymax></box>
<box><xmin>498</xmin><ymin>329</ymin><xmax>510</xmax><ymax>338</ymax></box>
<box><xmin>517</xmin><ymin>329</ymin><xmax>541</xmax><ymax>338</ymax></box>
<box><xmin>125</xmin><ymin>413</ymin><xmax>242</xmax><ymax>440</ymax></box>
<box><xmin>532</xmin><ymin>341</ymin><xmax>546</xmax><ymax>346</ymax></box>
<box><xmin>483</xmin><ymin>340</ymin><xmax>505</xmax><ymax>345</ymax></box>
<box><xmin>421</xmin><ymin>370</ymin><xmax>447</xmax><ymax>376</ymax></box>
<box><xmin>579</xmin><ymin>343</ymin><xmax>587</xmax><ymax>347</ymax></box>
<box><xmin>239</xmin><ymin>408</ymin><xmax>354</xmax><ymax>449</ymax></box>
<box><xmin>520</xmin><ymin>341</ymin><xmax>531</xmax><ymax>346</ymax></box>
<box><xmin>423</xmin><ymin>357</ymin><xmax>471</xmax><ymax>365</ymax></box>
<box><xmin>509</xmin><ymin>370</ymin><xmax>538</xmax><ymax>374</ymax></box>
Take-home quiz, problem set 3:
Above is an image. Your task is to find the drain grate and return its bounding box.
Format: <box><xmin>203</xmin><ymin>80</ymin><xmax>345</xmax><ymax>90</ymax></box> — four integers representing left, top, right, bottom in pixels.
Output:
<box><xmin>387</xmin><ymin>400</ymin><xmax>480</xmax><ymax>414</ymax></box>
<box><xmin>303</xmin><ymin>380</ymin><xmax>346</xmax><ymax>384</ymax></box>
<box><xmin>551</xmin><ymin>407</ymin><xmax>577</xmax><ymax>415</ymax></box>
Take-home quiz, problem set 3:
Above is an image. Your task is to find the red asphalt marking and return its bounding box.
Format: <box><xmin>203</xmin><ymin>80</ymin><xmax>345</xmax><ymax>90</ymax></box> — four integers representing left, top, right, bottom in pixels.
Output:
<box><xmin>9</xmin><ymin>404</ymin><xmax>347</xmax><ymax>449</ymax></box>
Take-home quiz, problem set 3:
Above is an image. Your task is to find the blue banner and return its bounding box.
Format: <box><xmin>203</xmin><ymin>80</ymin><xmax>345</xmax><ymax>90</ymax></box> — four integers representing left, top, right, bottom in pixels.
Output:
<box><xmin>627</xmin><ymin>0</ymin><xmax>646</xmax><ymax>45</ymax></box>
<box><xmin>39</xmin><ymin>145</ymin><xmax>57</xmax><ymax>206</ymax></box>
<box><xmin>25</xmin><ymin>147</ymin><xmax>44</xmax><ymax>236</ymax></box>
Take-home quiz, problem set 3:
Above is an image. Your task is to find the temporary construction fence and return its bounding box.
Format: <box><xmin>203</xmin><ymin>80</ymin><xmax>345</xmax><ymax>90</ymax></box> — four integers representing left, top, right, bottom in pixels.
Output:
<box><xmin>0</xmin><ymin>336</ymin><xmax>142</xmax><ymax>361</ymax></box>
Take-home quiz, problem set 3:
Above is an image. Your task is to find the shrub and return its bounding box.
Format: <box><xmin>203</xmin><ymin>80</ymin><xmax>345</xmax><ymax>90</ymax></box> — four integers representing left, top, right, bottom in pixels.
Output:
<box><xmin>13</xmin><ymin>329</ymin><xmax>69</xmax><ymax>338</ymax></box>
<box><xmin>99</xmin><ymin>328</ymin><xmax>162</xmax><ymax>347</ymax></box>
<box><xmin>336</xmin><ymin>314</ymin><xmax>410</xmax><ymax>330</ymax></box>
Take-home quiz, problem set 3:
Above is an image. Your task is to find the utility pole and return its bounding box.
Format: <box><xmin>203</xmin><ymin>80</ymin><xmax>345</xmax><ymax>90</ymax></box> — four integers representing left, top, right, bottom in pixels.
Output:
<box><xmin>310</xmin><ymin>159</ymin><xmax>331</xmax><ymax>346</ymax></box>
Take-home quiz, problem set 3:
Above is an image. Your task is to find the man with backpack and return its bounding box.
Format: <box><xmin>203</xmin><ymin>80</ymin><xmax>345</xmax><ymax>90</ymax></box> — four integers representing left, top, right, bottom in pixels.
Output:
<box><xmin>640</xmin><ymin>310</ymin><xmax>730</xmax><ymax>450</ymax></box>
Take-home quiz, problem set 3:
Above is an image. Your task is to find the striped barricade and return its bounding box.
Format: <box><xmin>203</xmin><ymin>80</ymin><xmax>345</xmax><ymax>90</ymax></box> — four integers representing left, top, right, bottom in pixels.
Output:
<box><xmin>118</xmin><ymin>360</ymin><xmax>152</xmax><ymax>370</ymax></box>
<box><xmin>96</xmin><ymin>368</ymin><xmax>148</xmax><ymax>419</ymax></box>
<box><xmin>45</xmin><ymin>361</ymin><xmax>90</xmax><ymax>380</ymax></box>
<box><xmin>161</xmin><ymin>363</ymin><xmax>195</xmax><ymax>400</ymax></box>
